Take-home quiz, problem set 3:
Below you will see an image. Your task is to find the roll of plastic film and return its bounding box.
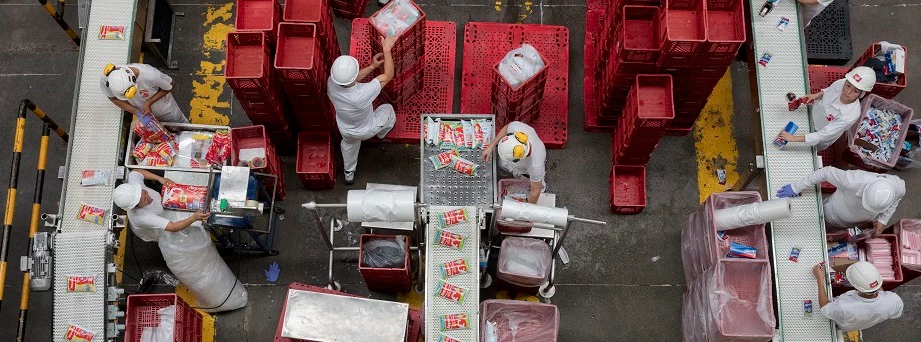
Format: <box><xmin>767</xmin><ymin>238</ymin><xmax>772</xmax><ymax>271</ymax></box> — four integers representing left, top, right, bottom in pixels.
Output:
<box><xmin>714</xmin><ymin>198</ymin><xmax>793</xmax><ymax>231</ymax></box>
<box><xmin>499</xmin><ymin>201</ymin><xmax>568</xmax><ymax>227</ymax></box>
<box><xmin>346</xmin><ymin>189</ymin><xmax>416</xmax><ymax>222</ymax></box>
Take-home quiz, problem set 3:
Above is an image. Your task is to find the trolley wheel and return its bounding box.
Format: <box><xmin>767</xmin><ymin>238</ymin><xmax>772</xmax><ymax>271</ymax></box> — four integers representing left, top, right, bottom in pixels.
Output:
<box><xmin>539</xmin><ymin>281</ymin><xmax>556</xmax><ymax>298</ymax></box>
<box><xmin>414</xmin><ymin>282</ymin><xmax>425</xmax><ymax>294</ymax></box>
<box><xmin>327</xmin><ymin>281</ymin><xmax>342</xmax><ymax>291</ymax></box>
<box><xmin>480</xmin><ymin>274</ymin><xmax>493</xmax><ymax>289</ymax></box>
<box><xmin>268</xmin><ymin>249</ymin><xmax>279</xmax><ymax>256</ymax></box>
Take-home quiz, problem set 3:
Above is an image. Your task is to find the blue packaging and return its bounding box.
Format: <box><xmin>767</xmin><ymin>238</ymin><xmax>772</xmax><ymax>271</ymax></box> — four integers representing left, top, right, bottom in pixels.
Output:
<box><xmin>773</xmin><ymin>121</ymin><xmax>799</xmax><ymax>149</ymax></box>
<box><xmin>727</xmin><ymin>242</ymin><xmax>757</xmax><ymax>259</ymax></box>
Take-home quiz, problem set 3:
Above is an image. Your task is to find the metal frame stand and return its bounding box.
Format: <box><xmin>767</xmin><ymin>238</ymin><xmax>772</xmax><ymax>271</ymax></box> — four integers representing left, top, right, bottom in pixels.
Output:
<box><xmin>205</xmin><ymin>170</ymin><xmax>281</xmax><ymax>255</ymax></box>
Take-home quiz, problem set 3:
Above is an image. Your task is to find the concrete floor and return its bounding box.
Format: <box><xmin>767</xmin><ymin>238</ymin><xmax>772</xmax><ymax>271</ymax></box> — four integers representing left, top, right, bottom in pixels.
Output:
<box><xmin>0</xmin><ymin>0</ymin><xmax>920</xmax><ymax>341</ymax></box>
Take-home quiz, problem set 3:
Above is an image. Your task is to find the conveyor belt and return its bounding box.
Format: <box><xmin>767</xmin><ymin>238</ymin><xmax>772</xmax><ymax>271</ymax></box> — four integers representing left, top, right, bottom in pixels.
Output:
<box><xmin>425</xmin><ymin>206</ymin><xmax>481</xmax><ymax>342</ymax></box>
<box><xmin>748</xmin><ymin>1</ymin><xmax>835</xmax><ymax>340</ymax></box>
<box><xmin>54</xmin><ymin>0</ymin><xmax>137</xmax><ymax>338</ymax></box>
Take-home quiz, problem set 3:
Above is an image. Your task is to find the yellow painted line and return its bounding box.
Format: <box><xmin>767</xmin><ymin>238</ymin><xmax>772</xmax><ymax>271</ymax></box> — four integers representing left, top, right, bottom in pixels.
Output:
<box><xmin>395</xmin><ymin>289</ymin><xmax>424</xmax><ymax>310</ymax></box>
<box><xmin>176</xmin><ymin>285</ymin><xmax>216</xmax><ymax>342</ymax></box>
<box><xmin>694</xmin><ymin>70</ymin><xmax>739</xmax><ymax>203</ymax></box>
<box><xmin>189</xmin><ymin>4</ymin><xmax>234</xmax><ymax>125</ymax></box>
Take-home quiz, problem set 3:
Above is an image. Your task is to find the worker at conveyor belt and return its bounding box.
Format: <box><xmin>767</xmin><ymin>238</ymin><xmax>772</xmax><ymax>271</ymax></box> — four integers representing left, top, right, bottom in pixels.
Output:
<box><xmin>778</xmin><ymin>67</ymin><xmax>876</xmax><ymax>151</ymax></box>
<box><xmin>811</xmin><ymin>261</ymin><xmax>903</xmax><ymax>333</ymax></box>
<box><xmin>482</xmin><ymin>121</ymin><xmax>547</xmax><ymax>204</ymax></box>
<box><xmin>101</xmin><ymin>63</ymin><xmax>189</xmax><ymax>123</ymax></box>
<box><xmin>776</xmin><ymin>166</ymin><xmax>905</xmax><ymax>235</ymax></box>
<box><xmin>328</xmin><ymin>36</ymin><xmax>399</xmax><ymax>186</ymax></box>
<box><xmin>113</xmin><ymin>169</ymin><xmax>210</xmax><ymax>240</ymax></box>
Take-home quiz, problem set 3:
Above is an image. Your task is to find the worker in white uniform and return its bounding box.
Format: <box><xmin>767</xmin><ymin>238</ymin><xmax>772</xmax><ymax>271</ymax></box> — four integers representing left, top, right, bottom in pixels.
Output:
<box><xmin>812</xmin><ymin>261</ymin><xmax>903</xmax><ymax>333</ymax></box>
<box><xmin>113</xmin><ymin>170</ymin><xmax>210</xmax><ymax>242</ymax></box>
<box><xmin>328</xmin><ymin>36</ymin><xmax>398</xmax><ymax>185</ymax></box>
<box><xmin>482</xmin><ymin>121</ymin><xmax>547</xmax><ymax>204</ymax></box>
<box><xmin>101</xmin><ymin>63</ymin><xmax>188</xmax><ymax>123</ymax></box>
<box><xmin>779</xmin><ymin>67</ymin><xmax>876</xmax><ymax>151</ymax></box>
<box><xmin>776</xmin><ymin>166</ymin><xmax>905</xmax><ymax>234</ymax></box>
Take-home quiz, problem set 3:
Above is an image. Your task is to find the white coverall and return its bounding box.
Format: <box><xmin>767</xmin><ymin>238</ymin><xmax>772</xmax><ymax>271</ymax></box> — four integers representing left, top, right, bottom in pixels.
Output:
<box><xmin>497</xmin><ymin>121</ymin><xmax>547</xmax><ymax>186</ymax></box>
<box><xmin>805</xmin><ymin>79</ymin><xmax>862</xmax><ymax>151</ymax></box>
<box><xmin>124</xmin><ymin>171</ymin><xmax>170</xmax><ymax>242</ymax></box>
<box><xmin>327</xmin><ymin>77</ymin><xmax>396</xmax><ymax>173</ymax></box>
<box><xmin>790</xmin><ymin>167</ymin><xmax>905</xmax><ymax>228</ymax></box>
<box><xmin>100</xmin><ymin>63</ymin><xmax>188</xmax><ymax>123</ymax></box>
<box><xmin>821</xmin><ymin>290</ymin><xmax>903</xmax><ymax>332</ymax></box>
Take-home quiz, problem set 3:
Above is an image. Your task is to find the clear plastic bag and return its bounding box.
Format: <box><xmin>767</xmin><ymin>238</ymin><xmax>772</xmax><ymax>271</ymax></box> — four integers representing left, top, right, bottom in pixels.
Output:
<box><xmin>497</xmin><ymin>44</ymin><xmax>546</xmax><ymax>88</ymax></box>
<box><xmin>140</xmin><ymin>305</ymin><xmax>175</xmax><ymax>342</ymax></box>
<box><xmin>369</xmin><ymin>0</ymin><xmax>421</xmax><ymax>37</ymax></box>
<box><xmin>496</xmin><ymin>237</ymin><xmax>551</xmax><ymax>287</ymax></box>
<box><xmin>479</xmin><ymin>300</ymin><xmax>559</xmax><ymax>342</ymax></box>
<box><xmin>158</xmin><ymin>223</ymin><xmax>247</xmax><ymax>312</ymax></box>
<box><xmin>361</xmin><ymin>236</ymin><xmax>407</xmax><ymax>268</ymax></box>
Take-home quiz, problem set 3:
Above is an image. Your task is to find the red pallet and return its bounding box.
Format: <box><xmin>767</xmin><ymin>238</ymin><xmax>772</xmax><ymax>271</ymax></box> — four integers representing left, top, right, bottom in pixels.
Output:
<box><xmin>282</xmin><ymin>0</ymin><xmax>341</xmax><ymax>69</ymax></box>
<box><xmin>296</xmin><ymin>132</ymin><xmax>335</xmax><ymax>189</ymax></box>
<box><xmin>358</xmin><ymin>234</ymin><xmax>413</xmax><ymax>292</ymax></box>
<box><xmin>658</xmin><ymin>0</ymin><xmax>707</xmax><ymax>58</ymax></box>
<box><xmin>808</xmin><ymin>65</ymin><xmax>848</xmax><ymax>94</ymax></box>
<box><xmin>851</xmin><ymin>43</ymin><xmax>908</xmax><ymax>99</ymax></box>
<box><xmin>125</xmin><ymin>294</ymin><xmax>203</xmax><ymax>342</ymax></box>
<box><xmin>275</xmin><ymin>23</ymin><xmax>327</xmax><ymax>89</ymax></box>
<box><xmin>610</xmin><ymin>165</ymin><xmax>647</xmax><ymax>214</ymax></box>
<box><xmin>349</xmin><ymin>19</ymin><xmax>456</xmax><ymax>143</ymax></box>
<box><xmin>703</xmin><ymin>0</ymin><xmax>745</xmax><ymax>54</ymax></box>
<box><xmin>460</xmin><ymin>23</ymin><xmax>569</xmax><ymax>147</ymax></box>
<box><xmin>236</xmin><ymin>0</ymin><xmax>281</xmax><ymax>42</ymax></box>
<box><xmin>330</xmin><ymin>0</ymin><xmax>369</xmax><ymax>20</ymax></box>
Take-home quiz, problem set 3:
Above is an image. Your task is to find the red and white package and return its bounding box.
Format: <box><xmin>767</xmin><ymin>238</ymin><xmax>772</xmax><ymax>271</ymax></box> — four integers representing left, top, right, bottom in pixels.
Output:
<box><xmin>133</xmin><ymin>111</ymin><xmax>174</xmax><ymax>143</ymax></box>
<box><xmin>77</xmin><ymin>204</ymin><xmax>106</xmax><ymax>225</ymax></box>
<box><xmin>205</xmin><ymin>130</ymin><xmax>231</xmax><ymax>165</ymax></box>
<box><xmin>64</xmin><ymin>324</ymin><xmax>95</xmax><ymax>341</ymax></box>
<box><xmin>162</xmin><ymin>183</ymin><xmax>208</xmax><ymax>211</ymax></box>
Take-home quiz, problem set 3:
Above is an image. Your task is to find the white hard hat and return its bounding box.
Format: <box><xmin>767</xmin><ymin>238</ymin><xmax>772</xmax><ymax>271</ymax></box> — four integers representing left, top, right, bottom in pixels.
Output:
<box><xmin>862</xmin><ymin>178</ymin><xmax>895</xmax><ymax>212</ymax></box>
<box><xmin>103</xmin><ymin>64</ymin><xmax>138</xmax><ymax>101</ymax></box>
<box><xmin>846</xmin><ymin>261</ymin><xmax>883</xmax><ymax>293</ymax></box>
<box><xmin>497</xmin><ymin>131</ymin><xmax>531</xmax><ymax>162</ymax></box>
<box><xmin>113</xmin><ymin>183</ymin><xmax>142</xmax><ymax>210</ymax></box>
<box><xmin>845</xmin><ymin>66</ymin><xmax>876</xmax><ymax>92</ymax></box>
<box><xmin>330</xmin><ymin>55</ymin><xmax>360</xmax><ymax>86</ymax></box>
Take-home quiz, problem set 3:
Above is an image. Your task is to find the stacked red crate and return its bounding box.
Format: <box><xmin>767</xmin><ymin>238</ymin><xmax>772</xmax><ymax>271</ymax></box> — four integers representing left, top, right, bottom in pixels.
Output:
<box><xmin>275</xmin><ymin>23</ymin><xmax>337</xmax><ymax>135</ymax></box>
<box><xmin>283</xmin><ymin>0</ymin><xmax>341</xmax><ymax>70</ymax></box>
<box><xmin>231</xmin><ymin>125</ymin><xmax>287</xmax><ymax>200</ymax></box>
<box><xmin>490</xmin><ymin>48</ymin><xmax>549</xmax><ymax>125</ymax></box>
<box><xmin>236</xmin><ymin>0</ymin><xmax>282</xmax><ymax>43</ymax></box>
<box><xmin>226</xmin><ymin>32</ymin><xmax>294</xmax><ymax>145</ymax></box>
<box><xmin>611</xmin><ymin>75</ymin><xmax>675</xmax><ymax>165</ymax></box>
<box><xmin>330</xmin><ymin>0</ymin><xmax>370</xmax><ymax>19</ymax></box>
<box><xmin>369</xmin><ymin>0</ymin><xmax>427</xmax><ymax>105</ymax></box>
<box><xmin>599</xmin><ymin>5</ymin><xmax>661</xmax><ymax>124</ymax></box>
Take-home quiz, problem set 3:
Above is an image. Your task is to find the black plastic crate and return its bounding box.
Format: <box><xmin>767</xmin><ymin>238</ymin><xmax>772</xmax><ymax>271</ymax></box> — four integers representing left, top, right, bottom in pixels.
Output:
<box><xmin>805</xmin><ymin>0</ymin><xmax>852</xmax><ymax>65</ymax></box>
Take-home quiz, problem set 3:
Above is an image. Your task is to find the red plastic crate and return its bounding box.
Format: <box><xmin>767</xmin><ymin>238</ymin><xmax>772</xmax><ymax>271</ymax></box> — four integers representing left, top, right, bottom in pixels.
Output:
<box><xmin>808</xmin><ymin>65</ymin><xmax>848</xmax><ymax>94</ymax></box>
<box><xmin>125</xmin><ymin>294</ymin><xmax>203</xmax><ymax>342</ymax></box>
<box><xmin>282</xmin><ymin>0</ymin><xmax>341</xmax><ymax>69</ymax></box>
<box><xmin>610</xmin><ymin>165</ymin><xmax>647</xmax><ymax>214</ymax></box>
<box><xmin>584</xmin><ymin>11</ymin><xmax>617</xmax><ymax>133</ymax></box>
<box><xmin>369</xmin><ymin>0</ymin><xmax>427</xmax><ymax>61</ymax></box>
<box><xmin>460</xmin><ymin>22</ymin><xmax>569</xmax><ymax>148</ymax></box>
<box><xmin>275</xmin><ymin>23</ymin><xmax>327</xmax><ymax>87</ymax></box>
<box><xmin>295</xmin><ymin>132</ymin><xmax>334</xmax><ymax>189</ymax></box>
<box><xmin>703</xmin><ymin>0</ymin><xmax>744</xmax><ymax>54</ymax></box>
<box><xmin>614</xmin><ymin>6</ymin><xmax>660</xmax><ymax>63</ymax></box>
<box><xmin>231</xmin><ymin>125</ymin><xmax>279</xmax><ymax>168</ymax></box>
<box><xmin>330</xmin><ymin>0</ymin><xmax>369</xmax><ymax>20</ymax></box>
<box><xmin>382</xmin><ymin>58</ymin><xmax>426</xmax><ymax>105</ymax></box>
<box><xmin>622</xmin><ymin>75</ymin><xmax>675</xmax><ymax>130</ymax></box>
<box><xmin>694</xmin><ymin>53</ymin><xmax>736</xmax><ymax>67</ymax></box>
<box><xmin>359</xmin><ymin>234</ymin><xmax>412</xmax><ymax>292</ymax></box>
<box><xmin>350</xmin><ymin>19</ymin><xmax>456</xmax><ymax>144</ymax></box>
<box><xmin>658</xmin><ymin>0</ymin><xmax>707</xmax><ymax>56</ymax></box>
<box><xmin>226</xmin><ymin>32</ymin><xmax>288</xmax><ymax>125</ymax></box>
<box><xmin>236</xmin><ymin>0</ymin><xmax>281</xmax><ymax>41</ymax></box>
<box><xmin>491</xmin><ymin>48</ymin><xmax>549</xmax><ymax>125</ymax></box>
<box><xmin>851</xmin><ymin>43</ymin><xmax>908</xmax><ymax>99</ymax></box>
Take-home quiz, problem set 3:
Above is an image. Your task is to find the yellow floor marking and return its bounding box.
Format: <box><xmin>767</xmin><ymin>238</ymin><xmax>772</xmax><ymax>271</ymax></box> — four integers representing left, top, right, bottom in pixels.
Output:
<box><xmin>518</xmin><ymin>1</ymin><xmax>533</xmax><ymax>23</ymax></box>
<box><xmin>396</xmin><ymin>290</ymin><xmax>424</xmax><ymax>310</ymax></box>
<box><xmin>694</xmin><ymin>70</ymin><xmax>740</xmax><ymax>203</ymax></box>
<box><xmin>176</xmin><ymin>285</ymin><xmax>216</xmax><ymax>342</ymax></box>
<box><xmin>189</xmin><ymin>4</ymin><xmax>234</xmax><ymax>125</ymax></box>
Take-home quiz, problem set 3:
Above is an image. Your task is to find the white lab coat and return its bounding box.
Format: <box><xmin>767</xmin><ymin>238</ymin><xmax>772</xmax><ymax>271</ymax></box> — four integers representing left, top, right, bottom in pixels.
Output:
<box><xmin>791</xmin><ymin>167</ymin><xmax>905</xmax><ymax>227</ymax></box>
<box><xmin>806</xmin><ymin>79</ymin><xmax>862</xmax><ymax>151</ymax></box>
<box><xmin>821</xmin><ymin>290</ymin><xmax>903</xmax><ymax>332</ymax></box>
<box><xmin>327</xmin><ymin>78</ymin><xmax>396</xmax><ymax>173</ymax></box>
<box><xmin>497</xmin><ymin>121</ymin><xmax>547</xmax><ymax>183</ymax></box>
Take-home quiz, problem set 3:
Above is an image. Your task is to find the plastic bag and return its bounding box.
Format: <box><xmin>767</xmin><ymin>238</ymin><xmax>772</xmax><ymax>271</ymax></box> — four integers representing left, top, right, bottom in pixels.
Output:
<box><xmin>205</xmin><ymin>130</ymin><xmax>231</xmax><ymax>166</ymax></box>
<box><xmin>140</xmin><ymin>305</ymin><xmax>175</xmax><ymax>342</ymax></box>
<box><xmin>369</xmin><ymin>0</ymin><xmax>421</xmax><ymax>37</ymax></box>
<box><xmin>361</xmin><ymin>236</ymin><xmax>407</xmax><ymax>268</ymax></box>
<box><xmin>158</xmin><ymin>223</ymin><xmax>247</xmax><ymax>312</ymax></box>
<box><xmin>479</xmin><ymin>300</ymin><xmax>559</xmax><ymax>342</ymax></box>
<box><xmin>497</xmin><ymin>44</ymin><xmax>546</xmax><ymax>88</ymax></box>
<box><xmin>133</xmin><ymin>111</ymin><xmax>175</xmax><ymax>143</ymax></box>
<box><xmin>161</xmin><ymin>183</ymin><xmax>208</xmax><ymax>211</ymax></box>
<box><xmin>497</xmin><ymin>237</ymin><xmax>551</xmax><ymax>287</ymax></box>
<box><xmin>174</xmin><ymin>131</ymin><xmax>213</xmax><ymax>169</ymax></box>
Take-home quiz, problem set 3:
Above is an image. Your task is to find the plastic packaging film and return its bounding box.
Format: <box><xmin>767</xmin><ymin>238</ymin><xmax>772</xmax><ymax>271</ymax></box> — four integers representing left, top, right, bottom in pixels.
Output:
<box><xmin>498</xmin><ymin>201</ymin><xmax>568</xmax><ymax>227</ymax></box>
<box><xmin>347</xmin><ymin>189</ymin><xmax>416</xmax><ymax>222</ymax></box>
<box><xmin>713</xmin><ymin>198</ymin><xmax>792</xmax><ymax>231</ymax></box>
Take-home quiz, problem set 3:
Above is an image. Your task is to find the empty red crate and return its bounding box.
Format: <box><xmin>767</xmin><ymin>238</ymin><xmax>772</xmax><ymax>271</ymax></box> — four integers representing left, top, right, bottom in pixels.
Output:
<box><xmin>610</xmin><ymin>165</ymin><xmax>647</xmax><ymax>214</ymax></box>
<box><xmin>614</xmin><ymin>6</ymin><xmax>660</xmax><ymax>63</ymax></box>
<box><xmin>703</xmin><ymin>0</ymin><xmax>744</xmax><ymax>54</ymax></box>
<box><xmin>125</xmin><ymin>294</ymin><xmax>203</xmax><ymax>342</ymax></box>
<box><xmin>275</xmin><ymin>23</ymin><xmax>327</xmax><ymax>86</ymax></box>
<box><xmin>282</xmin><ymin>0</ymin><xmax>340</xmax><ymax>68</ymax></box>
<box><xmin>236</xmin><ymin>0</ymin><xmax>281</xmax><ymax>41</ymax></box>
<box><xmin>658</xmin><ymin>0</ymin><xmax>707</xmax><ymax>57</ymax></box>
<box><xmin>621</xmin><ymin>75</ymin><xmax>675</xmax><ymax>131</ymax></box>
<box><xmin>330</xmin><ymin>0</ymin><xmax>369</xmax><ymax>19</ymax></box>
<box><xmin>359</xmin><ymin>234</ymin><xmax>412</xmax><ymax>292</ymax></box>
<box><xmin>296</xmin><ymin>132</ymin><xmax>335</xmax><ymax>189</ymax></box>
<box><xmin>851</xmin><ymin>43</ymin><xmax>908</xmax><ymax>99</ymax></box>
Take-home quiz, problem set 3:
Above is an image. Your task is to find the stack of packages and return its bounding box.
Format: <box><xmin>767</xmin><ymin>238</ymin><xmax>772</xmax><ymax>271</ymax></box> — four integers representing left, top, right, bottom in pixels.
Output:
<box><xmin>898</xmin><ymin>219</ymin><xmax>921</xmax><ymax>270</ymax></box>
<box><xmin>480</xmin><ymin>300</ymin><xmax>559</xmax><ymax>341</ymax></box>
<box><xmin>424</xmin><ymin>118</ymin><xmax>493</xmax><ymax>177</ymax></box>
<box><xmin>586</xmin><ymin>0</ymin><xmax>744</xmax><ymax>135</ymax></box>
<box><xmin>842</xmin><ymin>95</ymin><xmax>914</xmax><ymax>172</ymax></box>
<box><xmin>230</xmin><ymin>126</ymin><xmax>288</xmax><ymax>199</ymax></box>
<box><xmin>609</xmin><ymin>75</ymin><xmax>673</xmax><ymax>214</ymax></box>
<box><xmin>852</xmin><ymin>42</ymin><xmax>908</xmax><ymax>99</ymax></box>
<box><xmin>369</xmin><ymin>0</ymin><xmax>426</xmax><ymax>105</ymax></box>
<box><xmin>229</xmin><ymin>0</ymin><xmax>295</xmax><ymax>145</ymax></box>
<box><xmin>866</xmin><ymin>238</ymin><xmax>898</xmax><ymax>280</ymax></box>
<box><xmin>490</xmin><ymin>44</ymin><xmax>549</xmax><ymax>127</ymax></box>
<box><xmin>680</xmin><ymin>192</ymin><xmax>775</xmax><ymax>341</ymax></box>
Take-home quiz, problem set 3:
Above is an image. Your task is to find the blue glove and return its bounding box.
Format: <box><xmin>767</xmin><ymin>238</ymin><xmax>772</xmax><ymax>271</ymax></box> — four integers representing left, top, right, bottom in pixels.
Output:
<box><xmin>265</xmin><ymin>262</ymin><xmax>280</xmax><ymax>282</ymax></box>
<box><xmin>776</xmin><ymin>184</ymin><xmax>800</xmax><ymax>198</ymax></box>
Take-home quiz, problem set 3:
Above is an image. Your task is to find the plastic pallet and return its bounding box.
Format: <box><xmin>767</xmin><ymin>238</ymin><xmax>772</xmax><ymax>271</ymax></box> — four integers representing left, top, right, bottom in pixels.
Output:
<box><xmin>804</xmin><ymin>0</ymin><xmax>852</xmax><ymax>65</ymax></box>
<box><xmin>349</xmin><ymin>19</ymin><xmax>456</xmax><ymax>144</ymax></box>
<box><xmin>585</xmin><ymin>10</ymin><xmax>617</xmax><ymax>133</ymax></box>
<box><xmin>460</xmin><ymin>22</ymin><xmax>570</xmax><ymax>148</ymax></box>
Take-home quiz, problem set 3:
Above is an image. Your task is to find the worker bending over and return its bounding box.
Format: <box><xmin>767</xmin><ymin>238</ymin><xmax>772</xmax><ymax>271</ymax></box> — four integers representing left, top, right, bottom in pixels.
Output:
<box><xmin>812</xmin><ymin>261</ymin><xmax>903</xmax><ymax>332</ymax></box>
<box><xmin>779</xmin><ymin>67</ymin><xmax>875</xmax><ymax>151</ymax></box>
<box><xmin>113</xmin><ymin>170</ymin><xmax>210</xmax><ymax>242</ymax></box>
<box><xmin>776</xmin><ymin>166</ymin><xmax>904</xmax><ymax>234</ymax></box>
<box><xmin>101</xmin><ymin>63</ymin><xmax>188</xmax><ymax>123</ymax></box>
<box><xmin>482</xmin><ymin>121</ymin><xmax>547</xmax><ymax>204</ymax></box>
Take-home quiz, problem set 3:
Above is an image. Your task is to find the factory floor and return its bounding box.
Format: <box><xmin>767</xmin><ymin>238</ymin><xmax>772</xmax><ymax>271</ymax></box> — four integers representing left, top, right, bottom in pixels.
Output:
<box><xmin>0</xmin><ymin>0</ymin><xmax>920</xmax><ymax>340</ymax></box>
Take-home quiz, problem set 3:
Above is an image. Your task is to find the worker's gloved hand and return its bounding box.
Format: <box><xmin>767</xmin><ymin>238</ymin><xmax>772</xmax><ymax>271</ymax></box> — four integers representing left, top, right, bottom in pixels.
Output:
<box><xmin>776</xmin><ymin>184</ymin><xmax>800</xmax><ymax>198</ymax></box>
